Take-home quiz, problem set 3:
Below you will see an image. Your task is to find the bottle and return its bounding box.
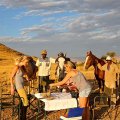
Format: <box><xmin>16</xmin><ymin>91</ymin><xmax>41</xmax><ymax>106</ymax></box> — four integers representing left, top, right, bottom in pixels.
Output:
<box><xmin>62</xmin><ymin>88</ymin><xmax>67</xmax><ymax>93</ymax></box>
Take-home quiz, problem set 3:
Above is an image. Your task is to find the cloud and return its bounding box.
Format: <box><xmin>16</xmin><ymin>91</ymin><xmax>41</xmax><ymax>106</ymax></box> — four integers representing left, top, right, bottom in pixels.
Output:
<box><xmin>0</xmin><ymin>35</ymin><xmax>50</xmax><ymax>43</ymax></box>
<box><xmin>0</xmin><ymin>0</ymin><xmax>120</xmax><ymax>13</ymax></box>
<box><xmin>0</xmin><ymin>0</ymin><xmax>120</xmax><ymax>56</ymax></box>
<box><xmin>68</xmin><ymin>0</ymin><xmax>120</xmax><ymax>12</ymax></box>
<box><xmin>0</xmin><ymin>0</ymin><xmax>68</xmax><ymax>10</ymax></box>
<box><xmin>20</xmin><ymin>24</ymin><xmax>59</xmax><ymax>38</ymax></box>
<box><xmin>0</xmin><ymin>36</ymin><xmax>26</xmax><ymax>42</ymax></box>
<box><xmin>1</xmin><ymin>0</ymin><xmax>120</xmax><ymax>38</ymax></box>
<box><xmin>14</xmin><ymin>9</ymin><xmax>66</xmax><ymax>19</ymax></box>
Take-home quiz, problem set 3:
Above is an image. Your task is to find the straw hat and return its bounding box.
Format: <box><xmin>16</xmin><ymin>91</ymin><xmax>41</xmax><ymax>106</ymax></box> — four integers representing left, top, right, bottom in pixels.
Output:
<box><xmin>106</xmin><ymin>56</ymin><xmax>112</xmax><ymax>61</ymax></box>
<box><xmin>41</xmin><ymin>50</ymin><xmax>47</xmax><ymax>55</ymax></box>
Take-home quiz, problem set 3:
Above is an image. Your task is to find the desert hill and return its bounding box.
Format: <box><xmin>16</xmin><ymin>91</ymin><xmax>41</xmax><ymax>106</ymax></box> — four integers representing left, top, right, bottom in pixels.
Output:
<box><xmin>0</xmin><ymin>43</ymin><xmax>25</xmax><ymax>84</ymax></box>
<box><xmin>0</xmin><ymin>43</ymin><xmax>94</xmax><ymax>83</ymax></box>
<box><xmin>0</xmin><ymin>43</ymin><xmax>120</xmax><ymax>120</ymax></box>
<box><xmin>0</xmin><ymin>43</ymin><xmax>94</xmax><ymax>93</ymax></box>
<box><xmin>0</xmin><ymin>43</ymin><xmax>56</xmax><ymax>84</ymax></box>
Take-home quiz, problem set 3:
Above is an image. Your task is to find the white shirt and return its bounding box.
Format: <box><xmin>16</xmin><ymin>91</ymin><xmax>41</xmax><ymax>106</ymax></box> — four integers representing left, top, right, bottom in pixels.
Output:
<box><xmin>36</xmin><ymin>57</ymin><xmax>51</xmax><ymax>76</ymax></box>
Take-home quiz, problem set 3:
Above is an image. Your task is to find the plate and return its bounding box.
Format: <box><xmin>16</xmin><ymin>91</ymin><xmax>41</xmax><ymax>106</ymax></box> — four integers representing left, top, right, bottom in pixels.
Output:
<box><xmin>34</xmin><ymin>93</ymin><xmax>43</xmax><ymax>99</ymax></box>
<box><xmin>46</xmin><ymin>96</ymin><xmax>54</xmax><ymax>100</ymax></box>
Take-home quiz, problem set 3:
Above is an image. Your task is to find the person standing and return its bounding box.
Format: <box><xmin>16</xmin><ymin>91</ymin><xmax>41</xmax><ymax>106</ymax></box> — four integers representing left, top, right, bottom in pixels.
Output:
<box><xmin>36</xmin><ymin>50</ymin><xmax>51</xmax><ymax>92</ymax></box>
<box><xmin>10</xmin><ymin>56</ymin><xmax>30</xmax><ymax>120</ymax></box>
<box><xmin>50</xmin><ymin>61</ymin><xmax>92</xmax><ymax>120</ymax></box>
<box><xmin>97</xmin><ymin>56</ymin><xmax>119</xmax><ymax>105</ymax></box>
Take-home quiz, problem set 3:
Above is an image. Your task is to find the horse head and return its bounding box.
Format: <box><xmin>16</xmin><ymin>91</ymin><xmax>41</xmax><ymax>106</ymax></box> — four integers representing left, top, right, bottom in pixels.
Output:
<box><xmin>25</xmin><ymin>56</ymin><xmax>37</xmax><ymax>79</ymax></box>
<box><xmin>84</xmin><ymin>51</ymin><xmax>96</xmax><ymax>70</ymax></box>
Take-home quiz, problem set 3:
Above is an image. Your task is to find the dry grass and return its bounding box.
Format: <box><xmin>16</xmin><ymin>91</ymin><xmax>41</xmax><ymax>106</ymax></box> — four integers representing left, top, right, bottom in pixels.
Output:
<box><xmin>1</xmin><ymin>43</ymin><xmax>120</xmax><ymax>120</ymax></box>
<box><xmin>0</xmin><ymin>43</ymin><xmax>94</xmax><ymax>93</ymax></box>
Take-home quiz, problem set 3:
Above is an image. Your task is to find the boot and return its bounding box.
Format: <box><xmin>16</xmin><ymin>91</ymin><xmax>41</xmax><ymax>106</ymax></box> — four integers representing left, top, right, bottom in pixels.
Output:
<box><xmin>20</xmin><ymin>106</ymin><xmax>27</xmax><ymax>120</ymax></box>
<box><xmin>22</xmin><ymin>106</ymin><xmax>27</xmax><ymax>120</ymax></box>
<box><xmin>38</xmin><ymin>85</ymin><xmax>43</xmax><ymax>93</ymax></box>
<box><xmin>108</xmin><ymin>97</ymin><xmax>111</xmax><ymax>107</ymax></box>
<box><xmin>19</xmin><ymin>100</ymin><xmax>23</xmax><ymax>120</ymax></box>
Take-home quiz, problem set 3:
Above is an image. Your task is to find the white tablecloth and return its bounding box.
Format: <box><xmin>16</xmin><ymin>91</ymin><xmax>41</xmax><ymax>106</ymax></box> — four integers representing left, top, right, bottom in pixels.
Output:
<box><xmin>35</xmin><ymin>93</ymin><xmax>77</xmax><ymax>111</ymax></box>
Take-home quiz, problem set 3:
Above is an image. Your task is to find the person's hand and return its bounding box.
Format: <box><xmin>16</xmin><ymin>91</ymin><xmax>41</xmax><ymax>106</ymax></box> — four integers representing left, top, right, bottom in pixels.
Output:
<box><xmin>49</xmin><ymin>84</ymin><xmax>54</xmax><ymax>89</ymax></box>
<box><xmin>11</xmin><ymin>86</ymin><xmax>14</xmax><ymax>95</ymax></box>
<box><xmin>55</xmin><ymin>70</ymin><xmax>57</xmax><ymax>75</ymax></box>
<box><xmin>49</xmin><ymin>84</ymin><xmax>52</xmax><ymax>88</ymax></box>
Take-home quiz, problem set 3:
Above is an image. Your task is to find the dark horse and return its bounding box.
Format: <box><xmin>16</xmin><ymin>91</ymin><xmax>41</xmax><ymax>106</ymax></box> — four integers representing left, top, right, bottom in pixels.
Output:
<box><xmin>84</xmin><ymin>51</ymin><xmax>105</xmax><ymax>92</ymax></box>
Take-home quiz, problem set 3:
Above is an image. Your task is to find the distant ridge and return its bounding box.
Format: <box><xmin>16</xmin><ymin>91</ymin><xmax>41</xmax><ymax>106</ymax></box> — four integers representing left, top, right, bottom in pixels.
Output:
<box><xmin>0</xmin><ymin>43</ymin><xmax>25</xmax><ymax>80</ymax></box>
<box><xmin>71</xmin><ymin>57</ymin><xmax>85</xmax><ymax>62</ymax></box>
<box><xmin>0</xmin><ymin>43</ymin><xmax>23</xmax><ymax>57</ymax></box>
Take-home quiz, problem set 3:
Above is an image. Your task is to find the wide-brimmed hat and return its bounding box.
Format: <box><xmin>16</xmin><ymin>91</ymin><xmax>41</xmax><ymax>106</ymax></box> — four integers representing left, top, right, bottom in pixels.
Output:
<box><xmin>41</xmin><ymin>50</ymin><xmax>47</xmax><ymax>55</ymax></box>
<box><xmin>106</xmin><ymin>56</ymin><xmax>112</xmax><ymax>61</ymax></box>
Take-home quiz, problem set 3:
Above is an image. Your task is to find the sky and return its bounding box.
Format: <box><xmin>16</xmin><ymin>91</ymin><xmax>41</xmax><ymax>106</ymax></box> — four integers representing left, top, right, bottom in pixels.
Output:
<box><xmin>0</xmin><ymin>0</ymin><xmax>120</xmax><ymax>58</ymax></box>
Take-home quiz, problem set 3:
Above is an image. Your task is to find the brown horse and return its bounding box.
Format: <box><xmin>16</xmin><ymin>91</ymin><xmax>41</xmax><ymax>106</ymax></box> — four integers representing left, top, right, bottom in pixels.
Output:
<box><xmin>25</xmin><ymin>56</ymin><xmax>37</xmax><ymax>79</ymax></box>
<box><xmin>84</xmin><ymin>51</ymin><xmax>105</xmax><ymax>92</ymax></box>
<box><xmin>24</xmin><ymin>56</ymin><xmax>38</xmax><ymax>94</ymax></box>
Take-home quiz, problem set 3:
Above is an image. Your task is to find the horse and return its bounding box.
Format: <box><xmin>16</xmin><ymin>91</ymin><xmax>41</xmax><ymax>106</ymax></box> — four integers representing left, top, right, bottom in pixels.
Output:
<box><xmin>84</xmin><ymin>51</ymin><xmax>105</xmax><ymax>92</ymax></box>
<box><xmin>25</xmin><ymin>56</ymin><xmax>38</xmax><ymax>79</ymax></box>
<box><xmin>24</xmin><ymin>56</ymin><xmax>38</xmax><ymax>94</ymax></box>
<box><xmin>55</xmin><ymin>53</ymin><xmax>70</xmax><ymax>82</ymax></box>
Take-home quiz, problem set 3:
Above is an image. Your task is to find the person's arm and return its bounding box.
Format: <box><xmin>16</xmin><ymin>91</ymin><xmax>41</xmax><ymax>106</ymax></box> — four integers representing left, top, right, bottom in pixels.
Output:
<box><xmin>97</xmin><ymin>63</ymin><xmax>106</xmax><ymax>71</ymax></box>
<box><xmin>48</xmin><ymin>58</ymin><xmax>52</xmax><ymax>70</ymax></box>
<box><xmin>10</xmin><ymin>65</ymin><xmax>18</xmax><ymax>95</ymax></box>
<box><xmin>55</xmin><ymin>57</ymin><xmax>59</xmax><ymax>63</ymax></box>
<box><xmin>24</xmin><ymin>73</ymin><xmax>30</xmax><ymax>81</ymax></box>
<box><xmin>50</xmin><ymin>71</ymin><xmax>72</xmax><ymax>87</ymax></box>
<box><xmin>116</xmin><ymin>65</ymin><xmax>119</xmax><ymax>87</ymax></box>
<box><xmin>115</xmin><ymin>64</ymin><xmax>120</xmax><ymax>81</ymax></box>
<box><xmin>47</xmin><ymin>58</ymin><xmax>52</xmax><ymax>76</ymax></box>
<box><xmin>36</xmin><ymin>59</ymin><xmax>40</xmax><ymax>67</ymax></box>
<box><xmin>21</xmin><ymin>65</ymin><xmax>30</xmax><ymax>81</ymax></box>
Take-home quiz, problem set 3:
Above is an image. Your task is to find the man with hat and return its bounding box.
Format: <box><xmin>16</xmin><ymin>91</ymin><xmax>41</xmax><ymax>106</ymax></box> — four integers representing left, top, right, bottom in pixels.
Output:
<box><xmin>36</xmin><ymin>50</ymin><xmax>51</xmax><ymax>92</ymax></box>
<box><xmin>97</xmin><ymin>56</ymin><xmax>119</xmax><ymax>106</ymax></box>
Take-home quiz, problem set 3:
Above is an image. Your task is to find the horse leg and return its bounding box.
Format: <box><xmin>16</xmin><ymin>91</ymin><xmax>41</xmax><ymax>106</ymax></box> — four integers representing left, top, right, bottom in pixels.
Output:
<box><xmin>58</xmin><ymin>69</ymin><xmax>65</xmax><ymax>82</ymax></box>
<box><xmin>101</xmin><ymin>79</ymin><xmax>105</xmax><ymax>92</ymax></box>
<box><xmin>98</xmin><ymin>79</ymin><xmax>105</xmax><ymax>93</ymax></box>
<box><xmin>96</xmin><ymin>79</ymin><xmax>102</xmax><ymax>93</ymax></box>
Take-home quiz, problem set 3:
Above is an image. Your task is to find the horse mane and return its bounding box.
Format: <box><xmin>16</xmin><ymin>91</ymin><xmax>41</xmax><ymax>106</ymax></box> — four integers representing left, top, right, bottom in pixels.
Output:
<box><xmin>25</xmin><ymin>56</ymin><xmax>38</xmax><ymax>79</ymax></box>
<box><xmin>92</xmin><ymin>54</ymin><xmax>105</xmax><ymax>66</ymax></box>
<box><xmin>86</xmin><ymin>51</ymin><xmax>104</xmax><ymax>65</ymax></box>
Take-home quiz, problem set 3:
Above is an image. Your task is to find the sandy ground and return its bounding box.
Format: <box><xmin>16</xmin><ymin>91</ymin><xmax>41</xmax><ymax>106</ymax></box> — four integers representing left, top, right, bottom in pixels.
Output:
<box><xmin>1</xmin><ymin>79</ymin><xmax>120</xmax><ymax>120</ymax></box>
<box><xmin>0</xmin><ymin>43</ymin><xmax>120</xmax><ymax>120</ymax></box>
